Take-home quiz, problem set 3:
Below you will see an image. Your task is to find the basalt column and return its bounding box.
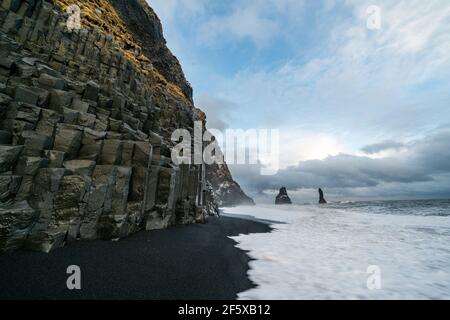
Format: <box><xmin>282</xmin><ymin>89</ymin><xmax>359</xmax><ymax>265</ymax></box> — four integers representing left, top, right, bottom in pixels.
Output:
<box><xmin>0</xmin><ymin>0</ymin><xmax>207</xmax><ymax>252</ymax></box>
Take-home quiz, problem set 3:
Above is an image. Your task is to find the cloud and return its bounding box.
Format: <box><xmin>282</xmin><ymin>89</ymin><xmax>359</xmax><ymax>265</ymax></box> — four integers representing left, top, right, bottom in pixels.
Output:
<box><xmin>361</xmin><ymin>140</ymin><xmax>405</xmax><ymax>154</ymax></box>
<box><xmin>219</xmin><ymin>0</ymin><xmax>450</xmax><ymax>131</ymax></box>
<box><xmin>412</xmin><ymin>128</ymin><xmax>450</xmax><ymax>172</ymax></box>
<box><xmin>148</xmin><ymin>0</ymin><xmax>450</xmax><ymax>201</ymax></box>
<box><xmin>195</xmin><ymin>94</ymin><xmax>237</xmax><ymax>131</ymax></box>
<box><xmin>198</xmin><ymin>0</ymin><xmax>307</xmax><ymax>46</ymax></box>
<box><xmin>199</xmin><ymin>6</ymin><xmax>277</xmax><ymax>46</ymax></box>
<box><xmin>347</xmin><ymin>0</ymin><xmax>450</xmax><ymax>57</ymax></box>
<box><xmin>230</xmin><ymin>127</ymin><xmax>450</xmax><ymax>199</ymax></box>
<box><xmin>277</xmin><ymin>130</ymin><xmax>345</xmax><ymax>168</ymax></box>
<box><xmin>149</xmin><ymin>0</ymin><xmax>207</xmax><ymax>24</ymax></box>
<box><xmin>150</xmin><ymin>0</ymin><xmax>307</xmax><ymax>47</ymax></box>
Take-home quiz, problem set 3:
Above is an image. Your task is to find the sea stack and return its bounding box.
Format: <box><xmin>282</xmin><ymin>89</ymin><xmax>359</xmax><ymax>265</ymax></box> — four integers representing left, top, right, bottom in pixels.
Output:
<box><xmin>319</xmin><ymin>188</ymin><xmax>327</xmax><ymax>204</ymax></box>
<box><xmin>275</xmin><ymin>187</ymin><xmax>292</xmax><ymax>205</ymax></box>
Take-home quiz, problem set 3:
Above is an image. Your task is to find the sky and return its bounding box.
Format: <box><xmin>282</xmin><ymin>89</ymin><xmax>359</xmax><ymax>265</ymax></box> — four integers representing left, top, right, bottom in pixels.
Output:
<box><xmin>149</xmin><ymin>0</ymin><xmax>450</xmax><ymax>203</ymax></box>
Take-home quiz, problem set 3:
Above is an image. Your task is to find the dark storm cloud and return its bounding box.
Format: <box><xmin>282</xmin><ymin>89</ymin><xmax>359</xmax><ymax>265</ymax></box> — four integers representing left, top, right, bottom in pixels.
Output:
<box><xmin>410</xmin><ymin>129</ymin><xmax>450</xmax><ymax>172</ymax></box>
<box><xmin>230</xmin><ymin>128</ymin><xmax>450</xmax><ymax>197</ymax></box>
<box><xmin>361</xmin><ymin>140</ymin><xmax>405</xmax><ymax>154</ymax></box>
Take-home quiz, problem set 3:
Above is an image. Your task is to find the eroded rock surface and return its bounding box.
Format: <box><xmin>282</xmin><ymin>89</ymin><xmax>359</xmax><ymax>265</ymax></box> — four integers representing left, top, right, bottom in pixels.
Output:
<box><xmin>0</xmin><ymin>0</ymin><xmax>252</xmax><ymax>252</ymax></box>
<box><xmin>319</xmin><ymin>188</ymin><xmax>327</xmax><ymax>204</ymax></box>
<box><xmin>275</xmin><ymin>187</ymin><xmax>292</xmax><ymax>205</ymax></box>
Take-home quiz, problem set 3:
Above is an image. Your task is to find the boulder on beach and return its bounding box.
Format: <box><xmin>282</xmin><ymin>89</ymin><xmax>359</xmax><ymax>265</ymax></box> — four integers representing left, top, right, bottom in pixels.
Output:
<box><xmin>275</xmin><ymin>187</ymin><xmax>292</xmax><ymax>205</ymax></box>
<box><xmin>319</xmin><ymin>188</ymin><xmax>327</xmax><ymax>204</ymax></box>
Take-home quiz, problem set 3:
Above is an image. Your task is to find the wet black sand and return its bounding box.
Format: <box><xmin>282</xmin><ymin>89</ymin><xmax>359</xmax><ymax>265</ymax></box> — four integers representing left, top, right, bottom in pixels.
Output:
<box><xmin>0</xmin><ymin>216</ymin><xmax>272</xmax><ymax>300</ymax></box>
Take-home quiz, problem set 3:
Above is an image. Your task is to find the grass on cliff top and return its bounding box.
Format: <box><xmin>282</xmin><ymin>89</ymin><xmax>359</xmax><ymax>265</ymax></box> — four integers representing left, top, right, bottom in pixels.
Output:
<box><xmin>54</xmin><ymin>0</ymin><xmax>189</xmax><ymax>103</ymax></box>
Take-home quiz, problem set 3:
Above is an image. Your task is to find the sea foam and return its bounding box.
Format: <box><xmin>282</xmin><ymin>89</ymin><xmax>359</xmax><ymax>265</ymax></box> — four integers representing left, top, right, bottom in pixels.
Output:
<box><xmin>223</xmin><ymin>201</ymin><xmax>450</xmax><ymax>300</ymax></box>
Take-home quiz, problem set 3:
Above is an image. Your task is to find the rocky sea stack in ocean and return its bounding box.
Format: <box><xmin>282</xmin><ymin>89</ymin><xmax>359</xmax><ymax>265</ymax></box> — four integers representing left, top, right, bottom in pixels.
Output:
<box><xmin>319</xmin><ymin>188</ymin><xmax>327</xmax><ymax>204</ymax></box>
<box><xmin>275</xmin><ymin>187</ymin><xmax>292</xmax><ymax>205</ymax></box>
<box><xmin>0</xmin><ymin>0</ymin><xmax>253</xmax><ymax>253</ymax></box>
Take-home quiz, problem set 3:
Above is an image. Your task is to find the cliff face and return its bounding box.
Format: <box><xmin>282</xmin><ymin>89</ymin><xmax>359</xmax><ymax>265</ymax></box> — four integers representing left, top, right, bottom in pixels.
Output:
<box><xmin>0</xmin><ymin>0</ymin><xmax>252</xmax><ymax>252</ymax></box>
<box><xmin>106</xmin><ymin>0</ymin><xmax>253</xmax><ymax>207</ymax></box>
<box><xmin>109</xmin><ymin>0</ymin><xmax>193</xmax><ymax>101</ymax></box>
<box><xmin>207</xmin><ymin>163</ymin><xmax>255</xmax><ymax>207</ymax></box>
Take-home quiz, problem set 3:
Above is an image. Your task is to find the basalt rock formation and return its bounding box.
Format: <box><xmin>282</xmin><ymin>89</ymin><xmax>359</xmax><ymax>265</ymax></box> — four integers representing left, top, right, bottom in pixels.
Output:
<box><xmin>109</xmin><ymin>0</ymin><xmax>193</xmax><ymax>101</ymax></box>
<box><xmin>275</xmin><ymin>187</ymin><xmax>292</xmax><ymax>205</ymax></box>
<box><xmin>0</xmin><ymin>0</ymin><xmax>253</xmax><ymax>252</ymax></box>
<box><xmin>207</xmin><ymin>163</ymin><xmax>255</xmax><ymax>207</ymax></box>
<box><xmin>319</xmin><ymin>188</ymin><xmax>327</xmax><ymax>204</ymax></box>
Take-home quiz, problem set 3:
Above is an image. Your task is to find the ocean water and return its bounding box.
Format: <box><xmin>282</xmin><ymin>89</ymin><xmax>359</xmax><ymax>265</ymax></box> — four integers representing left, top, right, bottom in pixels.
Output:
<box><xmin>223</xmin><ymin>199</ymin><xmax>450</xmax><ymax>300</ymax></box>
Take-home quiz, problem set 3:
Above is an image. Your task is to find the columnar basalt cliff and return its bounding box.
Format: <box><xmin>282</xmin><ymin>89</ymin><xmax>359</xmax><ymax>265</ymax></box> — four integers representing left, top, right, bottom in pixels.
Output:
<box><xmin>0</xmin><ymin>0</ymin><xmax>253</xmax><ymax>252</ymax></box>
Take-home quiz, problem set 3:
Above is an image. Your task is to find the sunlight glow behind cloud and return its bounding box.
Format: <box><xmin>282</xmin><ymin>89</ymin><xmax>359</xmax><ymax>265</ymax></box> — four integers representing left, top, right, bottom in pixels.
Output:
<box><xmin>149</xmin><ymin>0</ymin><xmax>450</xmax><ymax>200</ymax></box>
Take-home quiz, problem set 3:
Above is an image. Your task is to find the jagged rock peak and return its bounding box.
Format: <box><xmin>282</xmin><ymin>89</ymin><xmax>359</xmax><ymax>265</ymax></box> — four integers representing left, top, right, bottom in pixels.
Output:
<box><xmin>275</xmin><ymin>187</ymin><xmax>292</xmax><ymax>205</ymax></box>
<box><xmin>319</xmin><ymin>188</ymin><xmax>327</xmax><ymax>204</ymax></box>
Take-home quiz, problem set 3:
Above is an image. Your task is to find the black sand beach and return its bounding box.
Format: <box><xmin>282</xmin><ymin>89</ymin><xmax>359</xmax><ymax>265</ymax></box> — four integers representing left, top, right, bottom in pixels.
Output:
<box><xmin>0</xmin><ymin>217</ymin><xmax>271</xmax><ymax>300</ymax></box>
